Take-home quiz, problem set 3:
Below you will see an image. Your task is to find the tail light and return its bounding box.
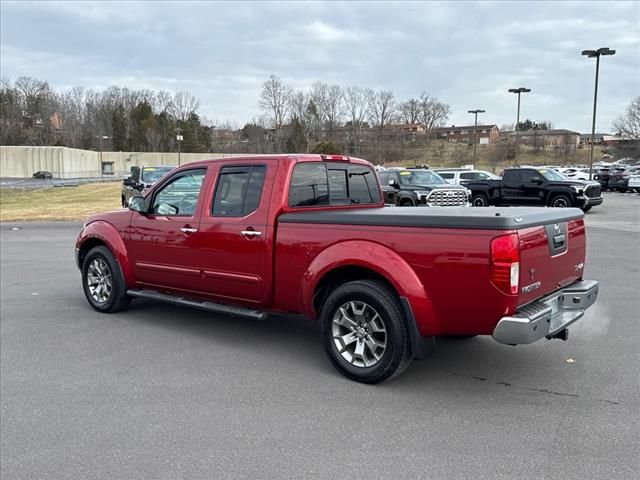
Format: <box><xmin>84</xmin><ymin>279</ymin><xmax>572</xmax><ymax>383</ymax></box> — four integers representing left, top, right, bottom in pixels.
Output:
<box><xmin>490</xmin><ymin>233</ymin><xmax>520</xmax><ymax>295</ymax></box>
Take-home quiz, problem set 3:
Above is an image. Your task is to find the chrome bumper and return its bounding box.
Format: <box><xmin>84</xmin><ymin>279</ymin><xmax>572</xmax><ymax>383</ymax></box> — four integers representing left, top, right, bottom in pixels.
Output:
<box><xmin>492</xmin><ymin>280</ymin><xmax>599</xmax><ymax>345</ymax></box>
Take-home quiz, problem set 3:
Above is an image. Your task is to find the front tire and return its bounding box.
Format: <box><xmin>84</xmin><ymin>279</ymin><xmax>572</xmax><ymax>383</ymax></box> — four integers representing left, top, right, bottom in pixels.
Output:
<box><xmin>471</xmin><ymin>193</ymin><xmax>489</xmax><ymax>207</ymax></box>
<box><xmin>320</xmin><ymin>280</ymin><xmax>413</xmax><ymax>384</ymax></box>
<box><xmin>82</xmin><ymin>246</ymin><xmax>131</xmax><ymax>313</ymax></box>
<box><xmin>549</xmin><ymin>194</ymin><xmax>572</xmax><ymax>208</ymax></box>
<box><xmin>582</xmin><ymin>206</ymin><xmax>592</xmax><ymax>212</ymax></box>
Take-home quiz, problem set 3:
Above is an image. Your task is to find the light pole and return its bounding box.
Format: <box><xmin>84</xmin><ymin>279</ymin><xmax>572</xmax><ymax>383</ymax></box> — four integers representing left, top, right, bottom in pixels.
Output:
<box><xmin>176</xmin><ymin>127</ymin><xmax>183</xmax><ymax>166</ymax></box>
<box><xmin>508</xmin><ymin>87</ymin><xmax>531</xmax><ymax>165</ymax></box>
<box><xmin>96</xmin><ymin>134</ymin><xmax>109</xmax><ymax>177</ymax></box>
<box><xmin>468</xmin><ymin>109</ymin><xmax>485</xmax><ymax>166</ymax></box>
<box><xmin>582</xmin><ymin>47</ymin><xmax>616</xmax><ymax>180</ymax></box>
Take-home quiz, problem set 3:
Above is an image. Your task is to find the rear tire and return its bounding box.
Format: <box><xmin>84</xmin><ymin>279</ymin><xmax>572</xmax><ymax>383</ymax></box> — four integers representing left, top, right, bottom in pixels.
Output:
<box><xmin>549</xmin><ymin>194</ymin><xmax>571</xmax><ymax>208</ymax></box>
<box><xmin>471</xmin><ymin>193</ymin><xmax>489</xmax><ymax>207</ymax></box>
<box><xmin>82</xmin><ymin>246</ymin><xmax>131</xmax><ymax>313</ymax></box>
<box><xmin>319</xmin><ymin>280</ymin><xmax>413</xmax><ymax>384</ymax></box>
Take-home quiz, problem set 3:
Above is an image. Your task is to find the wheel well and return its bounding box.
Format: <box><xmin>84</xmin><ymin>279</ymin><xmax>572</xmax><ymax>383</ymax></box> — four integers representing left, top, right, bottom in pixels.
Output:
<box><xmin>547</xmin><ymin>191</ymin><xmax>571</xmax><ymax>205</ymax></box>
<box><xmin>78</xmin><ymin>238</ymin><xmax>108</xmax><ymax>268</ymax></box>
<box><xmin>312</xmin><ymin>265</ymin><xmax>399</xmax><ymax>315</ymax></box>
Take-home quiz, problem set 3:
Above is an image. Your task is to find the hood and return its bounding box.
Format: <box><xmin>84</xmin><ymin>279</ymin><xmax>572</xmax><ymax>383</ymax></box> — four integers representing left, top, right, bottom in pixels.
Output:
<box><xmin>84</xmin><ymin>209</ymin><xmax>132</xmax><ymax>227</ymax></box>
<box><xmin>549</xmin><ymin>179</ymin><xmax>598</xmax><ymax>188</ymax></box>
<box><xmin>405</xmin><ymin>183</ymin><xmax>468</xmax><ymax>191</ymax></box>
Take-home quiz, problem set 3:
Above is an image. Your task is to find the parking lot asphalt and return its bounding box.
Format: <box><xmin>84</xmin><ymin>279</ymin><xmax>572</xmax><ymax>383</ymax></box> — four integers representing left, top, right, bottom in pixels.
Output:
<box><xmin>1</xmin><ymin>192</ymin><xmax>639</xmax><ymax>480</ymax></box>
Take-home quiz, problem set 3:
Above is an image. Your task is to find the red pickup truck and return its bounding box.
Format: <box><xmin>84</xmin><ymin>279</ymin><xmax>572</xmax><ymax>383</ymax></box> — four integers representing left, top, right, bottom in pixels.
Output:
<box><xmin>76</xmin><ymin>154</ymin><xmax>599</xmax><ymax>383</ymax></box>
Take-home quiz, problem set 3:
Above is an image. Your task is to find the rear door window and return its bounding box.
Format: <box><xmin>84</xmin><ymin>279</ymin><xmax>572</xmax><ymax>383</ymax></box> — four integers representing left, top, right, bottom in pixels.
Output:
<box><xmin>212</xmin><ymin>165</ymin><xmax>267</xmax><ymax>216</ymax></box>
<box><xmin>502</xmin><ymin>170</ymin><xmax>522</xmax><ymax>183</ymax></box>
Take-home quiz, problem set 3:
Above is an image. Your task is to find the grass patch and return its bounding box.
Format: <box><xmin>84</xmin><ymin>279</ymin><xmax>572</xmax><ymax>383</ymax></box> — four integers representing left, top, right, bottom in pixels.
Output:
<box><xmin>0</xmin><ymin>182</ymin><xmax>122</xmax><ymax>222</ymax></box>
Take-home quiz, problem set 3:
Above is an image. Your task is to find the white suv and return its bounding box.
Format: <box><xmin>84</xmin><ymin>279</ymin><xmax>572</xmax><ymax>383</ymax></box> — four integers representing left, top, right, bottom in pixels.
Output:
<box><xmin>433</xmin><ymin>169</ymin><xmax>499</xmax><ymax>185</ymax></box>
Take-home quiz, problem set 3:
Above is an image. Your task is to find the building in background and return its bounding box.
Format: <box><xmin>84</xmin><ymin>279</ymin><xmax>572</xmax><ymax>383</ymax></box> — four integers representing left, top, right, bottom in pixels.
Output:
<box><xmin>432</xmin><ymin>125</ymin><xmax>500</xmax><ymax>145</ymax></box>
<box><xmin>580</xmin><ymin>133</ymin><xmax>621</xmax><ymax>146</ymax></box>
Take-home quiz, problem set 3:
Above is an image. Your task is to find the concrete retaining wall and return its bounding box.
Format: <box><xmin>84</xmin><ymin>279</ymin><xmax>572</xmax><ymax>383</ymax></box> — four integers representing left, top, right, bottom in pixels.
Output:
<box><xmin>0</xmin><ymin>147</ymin><xmax>248</xmax><ymax>179</ymax></box>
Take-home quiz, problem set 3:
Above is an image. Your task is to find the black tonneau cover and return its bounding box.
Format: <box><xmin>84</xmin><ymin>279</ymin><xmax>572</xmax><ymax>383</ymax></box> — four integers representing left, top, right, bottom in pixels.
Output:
<box><xmin>278</xmin><ymin>207</ymin><xmax>584</xmax><ymax>230</ymax></box>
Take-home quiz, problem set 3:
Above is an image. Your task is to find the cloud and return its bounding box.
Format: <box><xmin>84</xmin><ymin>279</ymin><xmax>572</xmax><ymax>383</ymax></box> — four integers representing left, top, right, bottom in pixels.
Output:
<box><xmin>1</xmin><ymin>0</ymin><xmax>638</xmax><ymax>131</ymax></box>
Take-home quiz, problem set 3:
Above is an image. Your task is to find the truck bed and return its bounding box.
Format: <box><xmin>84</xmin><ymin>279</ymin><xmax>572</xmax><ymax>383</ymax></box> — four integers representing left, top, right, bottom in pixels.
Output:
<box><xmin>276</xmin><ymin>205</ymin><xmax>587</xmax><ymax>336</ymax></box>
<box><xmin>279</xmin><ymin>206</ymin><xmax>584</xmax><ymax>230</ymax></box>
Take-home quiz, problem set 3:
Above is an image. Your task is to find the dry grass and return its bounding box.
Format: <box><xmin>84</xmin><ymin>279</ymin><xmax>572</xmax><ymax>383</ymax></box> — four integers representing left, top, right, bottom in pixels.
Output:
<box><xmin>0</xmin><ymin>182</ymin><xmax>122</xmax><ymax>222</ymax></box>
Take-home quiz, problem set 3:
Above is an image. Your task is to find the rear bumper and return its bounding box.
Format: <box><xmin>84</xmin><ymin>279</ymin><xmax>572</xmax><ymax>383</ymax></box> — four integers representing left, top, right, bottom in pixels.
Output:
<box><xmin>492</xmin><ymin>279</ymin><xmax>599</xmax><ymax>345</ymax></box>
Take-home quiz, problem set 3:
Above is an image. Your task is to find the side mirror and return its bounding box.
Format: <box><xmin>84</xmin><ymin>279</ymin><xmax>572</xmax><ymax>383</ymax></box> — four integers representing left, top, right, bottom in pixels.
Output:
<box><xmin>388</xmin><ymin>179</ymin><xmax>399</xmax><ymax>188</ymax></box>
<box><xmin>128</xmin><ymin>195</ymin><xmax>147</xmax><ymax>214</ymax></box>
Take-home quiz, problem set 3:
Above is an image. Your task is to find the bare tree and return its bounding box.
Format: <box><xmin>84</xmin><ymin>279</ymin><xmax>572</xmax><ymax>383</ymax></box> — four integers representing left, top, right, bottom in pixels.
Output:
<box><xmin>418</xmin><ymin>93</ymin><xmax>451</xmax><ymax>141</ymax></box>
<box><xmin>170</xmin><ymin>91</ymin><xmax>200</xmax><ymax>123</ymax></box>
<box><xmin>14</xmin><ymin>76</ymin><xmax>47</xmax><ymax>117</ymax></box>
<box><xmin>614</xmin><ymin>96</ymin><xmax>640</xmax><ymax>140</ymax></box>
<box><xmin>259</xmin><ymin>75</ymin><xmax>291</xmax><ymax>130</ymax></box>
<box><xmin>155</xmin><ymin>90</ymin><xmax>174</xmax><ymax>113</ymax></box>
<box><xmin>399</xmin><ymin>97</ymin><xmax>421</xmax><ymax>124</ymax></box>
<box><xmin>289</xmin><ymin>90</ymin><xmax>313</xmax><ymax>149</ymax></box>
<box><xmin>368</xmin><ymin>90</ymin><xmax>396</xmax><ymax>136</ymax></box>
<box><xmin>309</xmin><ymin>82</ymin><xmax>344</xmax><ymax>139</ymax></box>
<box><xmin>344</xmin><ymin>86</ymin><xmax>372</xmax><ymax>149</ymax></box>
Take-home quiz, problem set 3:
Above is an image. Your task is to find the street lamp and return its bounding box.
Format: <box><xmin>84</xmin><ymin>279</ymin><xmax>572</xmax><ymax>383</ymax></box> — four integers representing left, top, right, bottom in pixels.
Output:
<box><xmin>468</xmin><ymin>109</ymin><xmax>485</xmax><ymax>165</ymax></box>
<box><xmin>176</xmin><ymin>127</ymin><xmax>184</xmax><ymax>166</ymax></box>
<box><xmin>508</xmin><ymin>87</ymin><xmax>531</xmax><ymax>165</ymax></box>
<box><xmin>96</xmin><ymin>134</ymin><xmax>110</xmax><ymax>177</ymax></box>
<box><xmin>582</xmin><ymin>47</ymin><xmax>616</xmax><ymax>180</ymax></box>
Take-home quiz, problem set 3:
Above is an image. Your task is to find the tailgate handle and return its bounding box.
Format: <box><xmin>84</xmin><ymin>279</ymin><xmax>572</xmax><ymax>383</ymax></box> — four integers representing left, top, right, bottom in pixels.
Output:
<box><xmin>553</xmin><ymin>234</ymin><xmax>566</xmax><ymax>247</ymax></box>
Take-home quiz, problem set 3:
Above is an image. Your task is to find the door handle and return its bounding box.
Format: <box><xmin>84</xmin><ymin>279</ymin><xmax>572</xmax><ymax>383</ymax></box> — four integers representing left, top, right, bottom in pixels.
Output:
<box><xmin>180</xmin><ymin>227</ymin><xmax>198</xmax><ymax>234</ymax></box>
<box><xmin>241</xmin><ymin>230</ymin><xmax>262</xmax><ymax>238</ymax></box>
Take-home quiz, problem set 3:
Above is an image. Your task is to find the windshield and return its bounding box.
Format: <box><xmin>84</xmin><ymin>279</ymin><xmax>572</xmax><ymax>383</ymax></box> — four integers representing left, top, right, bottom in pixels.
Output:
<box><xmin>141</xmin><ymin>167</ymin><xmax>174</xmax><ymax>184</ymax></box>
<box><xmin>538</xmin><ymin>168</ymin><xmax>568</xmax><ymax>181</ymax></box>
<box><xmin>398</xmin><ymin>170</ymin><xmax>446</xmax><ymax>185</ymax></box>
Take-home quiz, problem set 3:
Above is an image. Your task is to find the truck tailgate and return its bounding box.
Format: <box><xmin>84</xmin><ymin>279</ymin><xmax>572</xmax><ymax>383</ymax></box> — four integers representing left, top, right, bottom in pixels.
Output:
<box><xmin>517</xmin><ymin>218</ymin><xmax>586</xmax><ymax>306</ymax></box>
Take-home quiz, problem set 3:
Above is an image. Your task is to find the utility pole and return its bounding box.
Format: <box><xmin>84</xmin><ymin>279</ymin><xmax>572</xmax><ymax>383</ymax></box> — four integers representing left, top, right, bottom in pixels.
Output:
<box><xmin>176</xmin><ymin>127</ymin><xmax>183</xmax><ymax>166</ymax></box>
<box><xmin>467</xmin><ymin>109</ymin><xmax>485</xmax><ymax>166</ymax></box>
<box><xmin>508</xmin><ymin>87</ymin><xmax>531</xmax><ymax>165</ymax></box>
<box><xmin>582</xmin><ymin>47</ymin><xmax>616</xmax><ymax>180</ymax></box>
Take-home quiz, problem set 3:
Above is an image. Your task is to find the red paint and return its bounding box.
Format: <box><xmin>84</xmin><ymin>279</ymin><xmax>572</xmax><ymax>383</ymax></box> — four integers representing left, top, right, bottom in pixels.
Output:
<box><xmin>76</xmin><ymin>154</ymin><xmax>587</xmax><ymax>338</ymax></box>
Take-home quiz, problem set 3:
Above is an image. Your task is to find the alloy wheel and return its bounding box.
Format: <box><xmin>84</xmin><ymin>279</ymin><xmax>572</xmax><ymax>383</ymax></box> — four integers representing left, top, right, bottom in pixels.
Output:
<box><xmin>87</xmin><ymin>258</ymin><xmax>113</xmax><ymax>303</ymax></box>
<box><xmin>331</xmin><ymin>301</ymin><xmax>387</xmax><ymax>368</ymax></box>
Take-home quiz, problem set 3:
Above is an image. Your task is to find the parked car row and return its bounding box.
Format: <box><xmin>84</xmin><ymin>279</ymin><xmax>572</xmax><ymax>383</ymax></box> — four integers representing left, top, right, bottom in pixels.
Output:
<box><xmin>376</xmin><ymin>165</ymin><xmax>604</xmax><ymax>211</ymax></box>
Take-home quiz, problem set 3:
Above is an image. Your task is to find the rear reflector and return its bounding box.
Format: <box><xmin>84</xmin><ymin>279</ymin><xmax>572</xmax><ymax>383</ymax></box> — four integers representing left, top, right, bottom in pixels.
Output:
<box><xmin>490</xmin><ymin>233</ymin><xmax>520</xmax><ymax>295</ymax></box>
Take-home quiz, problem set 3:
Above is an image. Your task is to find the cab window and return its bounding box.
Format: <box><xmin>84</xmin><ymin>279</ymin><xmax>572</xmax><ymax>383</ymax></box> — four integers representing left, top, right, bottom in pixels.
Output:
<box><xmin>151</xmin><ymin>169</ymin><xmax>206</xmax><ymax>216</ymax></box>
<box><xmin>289</xmin><ymin>162</ymin><xmax>380</xmax><ymax>207</ymax></box>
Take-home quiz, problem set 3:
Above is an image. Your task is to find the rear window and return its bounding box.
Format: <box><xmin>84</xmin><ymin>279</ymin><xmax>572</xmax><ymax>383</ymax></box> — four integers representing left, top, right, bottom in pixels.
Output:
<box><xmin>438</xmin><ymin>172</ymin><xmax>455</xmax><ymax>180</ymax></box>
<box><xmin>289</xmin><ymin>162</ymin><xmax>380</xmax><ymax>207</ymax></box>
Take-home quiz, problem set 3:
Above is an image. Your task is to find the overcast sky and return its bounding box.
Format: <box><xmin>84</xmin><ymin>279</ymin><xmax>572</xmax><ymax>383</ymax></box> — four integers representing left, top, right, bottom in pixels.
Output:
<box><xmin>1</xmin><ymin>1</ymin><xmax>638</xmax><ymax>132</ymax></box>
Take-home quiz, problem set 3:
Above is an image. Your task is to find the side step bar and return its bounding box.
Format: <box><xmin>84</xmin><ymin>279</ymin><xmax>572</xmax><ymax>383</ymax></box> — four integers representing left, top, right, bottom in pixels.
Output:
<box><xmin>126</xmin><ymin>289</ymin><xmax>267</xmax><ymax>321</ymax></box>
